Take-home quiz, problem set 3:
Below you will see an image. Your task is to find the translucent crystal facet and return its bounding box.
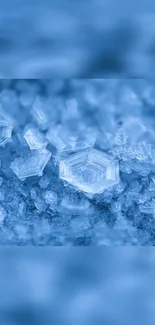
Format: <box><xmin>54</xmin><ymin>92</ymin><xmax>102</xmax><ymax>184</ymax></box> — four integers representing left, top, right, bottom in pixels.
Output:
<box><xmin>44</xmin><ymin>191</ymin><xmax>58</xmax><ymax>206</ymax></box>
<box><xmin>121</xmin><ymin>118</ymin><xmax>155</xmax><ymax>145</ymax></box>
<box><xmin>31</xmin><ymin>97</ymin><xmax>49</xmax><ymax>130</ymax></box>
<box><xmin>24</xmin><ymin>128</ymin><xmax>48</xmax><ymax>150</ymax></box>
<box><xmin>47</xmin><ymin>125</ymin><xmax>96</xmax><ymax>154</ymax></box>
<box><xmin>10</xmin><ymin>149</ymin><xmax>51</xmax><ymax>181</ymax></box>
<box><xmin>2</xmin><ymin>79</ymin><xmax>155</xmax><ymax>245</ymax></box>
<box><xmin>59</xmin><ymin>149</ymin><xmax>120</xmax><ymax>194</ymax></box>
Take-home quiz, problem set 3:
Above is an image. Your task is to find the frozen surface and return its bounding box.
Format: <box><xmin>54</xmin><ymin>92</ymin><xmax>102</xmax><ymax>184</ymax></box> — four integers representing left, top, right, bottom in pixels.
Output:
<box><xmin>1</xmin><ymin>79</ymin><xmax>155</xmax><ymax>245</ymax></box>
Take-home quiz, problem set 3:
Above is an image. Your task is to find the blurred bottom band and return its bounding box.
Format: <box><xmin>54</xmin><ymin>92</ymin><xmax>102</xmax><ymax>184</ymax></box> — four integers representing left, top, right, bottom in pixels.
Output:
<box><xmin>0</xmin><ymin>248</ymin><xmax>154</xmax><ymax>325</ymax></box>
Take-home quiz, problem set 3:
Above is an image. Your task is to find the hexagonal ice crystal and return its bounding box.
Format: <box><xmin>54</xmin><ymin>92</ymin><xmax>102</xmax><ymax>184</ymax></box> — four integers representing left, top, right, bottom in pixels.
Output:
<box><xmin>11</xmin><ymin>149</ymin><xmax>51</xmax><ymax>181</ymax></box>
<box><xmin>59</xmin><ymin>149</ymin><xmax>120</xmax><ymax>194</ymax></box>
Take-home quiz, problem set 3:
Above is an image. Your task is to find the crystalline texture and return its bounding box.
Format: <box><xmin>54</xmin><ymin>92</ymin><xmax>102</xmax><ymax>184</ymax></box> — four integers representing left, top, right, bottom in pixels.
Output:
<box><xmin>61</xmin><ymin>195</ymin><xmax>90</xmax><ymax>212</ymax></box>
<box><xmin>59</xmin><ymin>149</ymin><xmax>120</xmax><ymax>194</ymax></box>
<box><xmin>10</xmin><ymin>149</ymin><xmax>51</xmax><ymax>181</ymax></box>
<box><xmin>2</xmin><ymin>79</ymin><xmax>155</xmax><ymax>245</ymax></box>
<box><xmin>31</xmin><ymin>97</ymin><xmax>49</xmax><ymax>130</ymax></box>
<box><xmin>122</xmin><ymin>118</ymin><xmax>155</xmax><ymax>145</ymax></box>
<box><xmin>39</xmin><ymin>175</ymin><xmax>50</xmax><ymax>189</ymax></box>
<box><xmin>47</xmin><ymin>125</ymin><xmax>67</xmax><ymax>152</ymax></box>
<box><xmin>47</xmin><ymin>125</ymin><xmax>96</xmax><ymax>154</ymax></box>
<box><xmin>139</xmin><ymin>202</ymin><xmax>155</xmax><ymax>214</ymax></box>
<box><xmin>44</xmin><ymin>191</ymin><xmax>58</xmax><ymax>206</ymax></box>
<box><xmin>24</xmin><ymin>128</ymin><xmax>48</xmax><ymax>150</ymax></box>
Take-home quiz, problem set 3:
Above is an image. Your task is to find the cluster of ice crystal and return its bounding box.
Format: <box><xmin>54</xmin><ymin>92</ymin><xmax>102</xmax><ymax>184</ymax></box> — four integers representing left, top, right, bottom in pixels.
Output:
<box><xmin>1</xmin><ymin>79</ymin><xmax>155</xmax><ymax>245</ymax></box>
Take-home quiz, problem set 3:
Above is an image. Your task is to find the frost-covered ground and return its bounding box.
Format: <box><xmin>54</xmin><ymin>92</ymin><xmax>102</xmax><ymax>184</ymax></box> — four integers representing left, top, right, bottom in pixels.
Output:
<box><xmin>1</xmin><ymin>79</ymin><xmax>155</xmax><ymax>245</ymax></box>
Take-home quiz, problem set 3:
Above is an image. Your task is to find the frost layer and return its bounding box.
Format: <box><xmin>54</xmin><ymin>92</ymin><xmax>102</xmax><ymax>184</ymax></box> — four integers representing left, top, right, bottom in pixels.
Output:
<box><xmin>0</xmin><ymin>79</ymin><xmax>154</xmax><ymax>246</ymax></box>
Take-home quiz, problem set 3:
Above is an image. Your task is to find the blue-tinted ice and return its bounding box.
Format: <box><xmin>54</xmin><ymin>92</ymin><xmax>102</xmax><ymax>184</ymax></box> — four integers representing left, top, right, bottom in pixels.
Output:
<box><xmin>60</xmin><ymin>149</ymin><xmax>120</xmax><ymax>194</ymax></box>
<box><xmin>0</xmin><ymin>79</ymin><xmax>155</xmax><ymax>245</ymax></box>
<box><xmin>11</xmin><ymin>149</ymin><xmax>51</xmax><ymax>181</ymax></box>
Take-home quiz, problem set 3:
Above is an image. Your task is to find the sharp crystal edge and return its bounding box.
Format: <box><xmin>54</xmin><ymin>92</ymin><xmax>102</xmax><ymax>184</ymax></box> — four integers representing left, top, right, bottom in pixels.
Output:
<box><xmin>0</xmin><ymin>79</ymin><xmax>154</xmax><ymax>245</ymax></box>
<box><xmin>59</xmin><ymin>149</ymin><xmax>120</xmax><ymax>194</ymax></box>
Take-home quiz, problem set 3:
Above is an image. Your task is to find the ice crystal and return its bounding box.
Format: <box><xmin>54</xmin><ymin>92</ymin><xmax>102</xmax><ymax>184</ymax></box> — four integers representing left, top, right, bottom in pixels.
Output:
<box><xmin>11</xmin><ymin>149</ymin><xmax>51</xmax><ymax>181</ymax></box>
<box><xmin>47</xmin><ymin>125</ymin><xmax>96</xmax><ymax>155</ymax></box>
<box><xmin>0</xmin><ymin>79</ymin><xmax>155</xmax><ymax>245</ymax></box>
<box><xmin>60</xmin><ymin>149</ymin><xmax>120</xmax><ymax>194</ymax></box>
<box><xmin>24</xmin><ymin>127</ymin><xmax>48</xmax><ymax>150</ymax></box>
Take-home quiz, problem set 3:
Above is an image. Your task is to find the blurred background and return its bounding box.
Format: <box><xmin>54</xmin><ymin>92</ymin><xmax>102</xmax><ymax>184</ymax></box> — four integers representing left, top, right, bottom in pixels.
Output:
<box><xmin>1</xmin><ymin>0</ymin><xmax>155</xmax><ymax>77</ymax></box>
<box><xmin>0</xmin><ymin>248</ymin><xmax>155</xmax><ymax>325</ymax></box>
